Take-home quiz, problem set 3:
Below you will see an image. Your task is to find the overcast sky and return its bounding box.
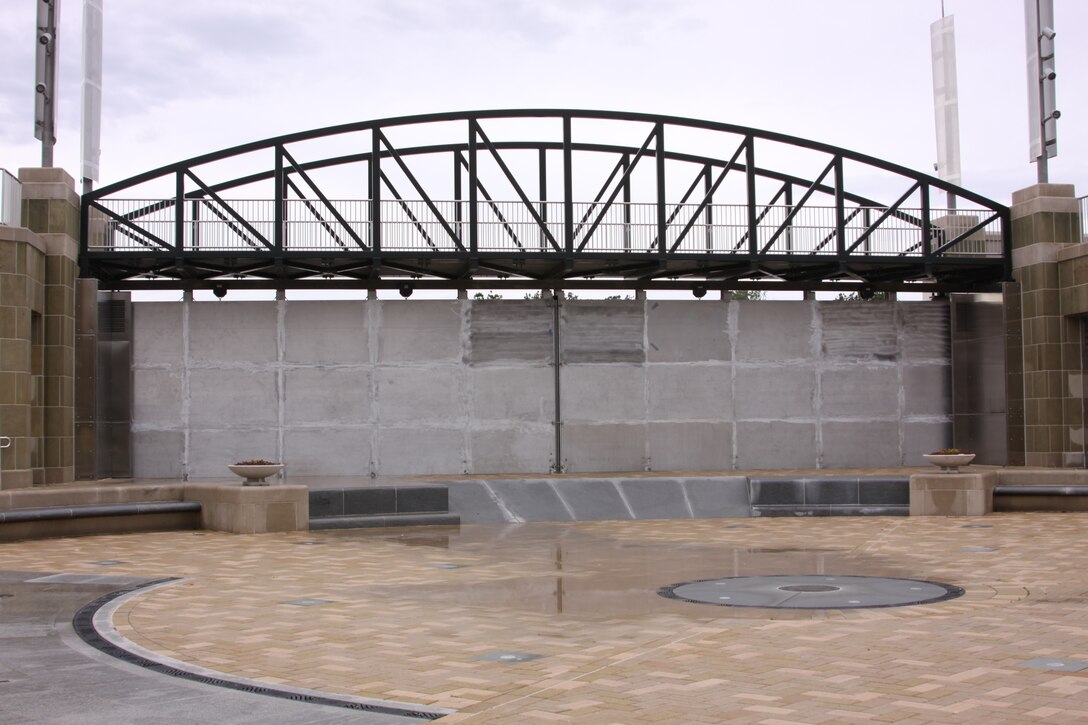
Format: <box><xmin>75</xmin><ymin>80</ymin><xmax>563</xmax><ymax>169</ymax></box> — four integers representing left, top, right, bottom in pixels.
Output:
<box><xmin>1</xmin><ymin>0</ymin><xmax>1085</xmax><ymax>207</ymax></box>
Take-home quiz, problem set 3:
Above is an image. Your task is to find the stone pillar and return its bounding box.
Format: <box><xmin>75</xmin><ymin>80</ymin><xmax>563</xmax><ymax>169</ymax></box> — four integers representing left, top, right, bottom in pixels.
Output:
<box><xmin>19</xmin><ymin>168</ymin><xmax>79</xmax><ymax>484</ymax></box>
<box><xmin>0</xmin><ymin>226</ymin><xmax>46</xmax><ymax>488</ymax></box>
<box><xmin>1010</xmin><ymin>183</ymin><xmax>1082</xmax><ymax>467</ymax></box>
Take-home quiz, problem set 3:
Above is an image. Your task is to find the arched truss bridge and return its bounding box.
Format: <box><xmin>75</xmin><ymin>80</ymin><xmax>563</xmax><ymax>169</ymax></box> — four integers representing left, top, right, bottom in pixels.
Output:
<box><xmin>80</xmin><ymin>109</ymin><xmax>1010</xmax><ymax>294</ymax></box>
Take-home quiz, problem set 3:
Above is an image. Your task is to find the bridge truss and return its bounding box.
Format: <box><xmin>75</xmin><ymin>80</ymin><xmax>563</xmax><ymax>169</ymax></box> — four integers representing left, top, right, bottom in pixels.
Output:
<box><xmin>80</xmin><ymin>110</ymin><xmax>1010</xmax><ymax>294</ymax></box>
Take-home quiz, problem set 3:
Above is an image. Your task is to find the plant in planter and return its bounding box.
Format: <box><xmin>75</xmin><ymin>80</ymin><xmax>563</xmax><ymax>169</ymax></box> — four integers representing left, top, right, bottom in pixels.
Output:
<box><xmin>923</xmin><ymin>448</ymin><xmax>976</xmax><ymax>473</ymax></box>
<box><xmin>227</xmin><ymin>459</ymin><xmax>284</xmax><ymax>485</ymax></box>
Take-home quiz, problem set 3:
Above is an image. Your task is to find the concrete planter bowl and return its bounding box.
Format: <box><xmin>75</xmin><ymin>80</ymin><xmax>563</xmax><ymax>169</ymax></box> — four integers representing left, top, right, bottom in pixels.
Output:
<box><xmin>923</xmin><ymin>453</ymin><xmax>975</xmax><ymax>473</ymax></box>
<box><xmin>227</xmin><ymin>464</ymin><xmax>284</xmax><ymax>485</ymax></box>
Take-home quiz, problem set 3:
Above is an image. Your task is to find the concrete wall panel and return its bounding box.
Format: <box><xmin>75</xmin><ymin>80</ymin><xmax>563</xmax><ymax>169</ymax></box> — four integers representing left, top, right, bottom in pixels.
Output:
<box><xmin>735</xmin><ymin>422</ymin><xmax>817</xmax><ymax>469</ymax></box>
<box><xmin>189</xmin><ymin>428</ymin><xmax>278</xmax><ymax>478</ymax></box>
<box><xmin>821</xmin><ymin>421</ymin><xmax>900</xmax><ymax>467</ymax></box>
<box><xmin>561</xmin><ymin>302</ymin><xmax>644</xmax><ymax>363</ymax></box>
<box><xmin>285</xmin><ymin>367</ymin><xmax>371</xmax><ymax>425</ymax></box>
<box><xmin>821</xmin><ymin>367</ymin><xmax>898</xmax><ymax>419</ymax></box>
<box><xmin>189</xmin><ymin>302</ymin><xmax>278</xmax><ymax>364</ymax></box>
<box><xmin>188</xmin><ymin>369</ymin><xmax>278</xmax><ymax>428</ymax></box>
<box><xmin>563</xmin><ymin>422</ymin><xmax>646</xmax><ymax>472</ymax></box>
<box><xmin>284</xmin><ymin>301</ymin><xmax>368</xmax><ymax>364</ymax></box>
<box><xmin>377</xmin><ymin>300</ymin><xmax>462</xmax><ymax>363</ymax></box>
<box><xmin>132</xmin><ymin>368</ymin><xmax>183</xmax><ymax>427</ymax></box>
<box><xmin>904</xmin><ymin>421</ymin><xmax>953</xmax><ymax>464</ymax></box>
<box><xmin>471</xmin><ymin>367</ymin><xmax>553</xmax><ymax>422</ymax></box>
<box><xmin>647</xmin><ymin>422</ymin><xmax>733</xmax><ymax>471</ymax></box>
<box><xmin>900</xmin><ymin>301</ymin><xmax>951</xmax><ymax>360</ymax></box>
<box><xmin>562</xmin><ymin>364</ymin><xmax>645</xmax><ymax>421</ymax></box>
<box><xmin>467</xmin><ymin>301</ymin><xmax>553</xmax><ymax>364</ymax></box>
<box><xmin>820</xmin><ymin>302</ymin><xmax>897</xmax><ymax>360</ymax></box>
<box><xmin>471</xmin><ymin>425</ymin><xmax>553</xmax><ymax>473</ymax></box>
<box><xmin>132</xmin><ymin>303</ymin><xmax>183</xmax><ymax>365</ymax></box>
<box><xmin>734</xmin><ymin>367</ymin><xmax>815</xmax><ymax>420</ymax></box>
<box><xmin>376</xmin><ymin>367</ymin><xmax>463</xmax><ymax>425</ymax></box>
<box><xmin>902</xmin><ymin>365</ymin><xmax>952</xmax><ymax>417</ymax></box>
<box><xmin>734</xmin><ymin>301</ymin><xmax>814</xmax><ymax>361</ymax></box>
<box><xmin>647</xmin><ymin>365</ymin><xmax>732</xmax><ymax>421</ymax></box>
<box><xmin>646</xmin><ymin>300</ymin><xmax>730</xmax><ymax>362</ymax></box>
<box><xmin>131</xmin><ymin>430</ymin><xmax>184</xmax><ymax>479</ymax></box>
<box><xmin>283</xmin><ymin>428</ymin><xmax>372</xmax><ymax>476</ymax></box>
<box><xmin>376</xmin><ymin>426</ymin><xmax>464</xmax><ymax>475</ymax></box>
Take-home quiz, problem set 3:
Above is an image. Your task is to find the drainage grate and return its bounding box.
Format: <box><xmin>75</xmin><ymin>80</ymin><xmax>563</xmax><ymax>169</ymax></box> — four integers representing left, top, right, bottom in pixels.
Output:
<box><xmin>71</xmin><ymin>581</ymin><xmax>447</xmax><ymax>720</ymax></box>
<box><xmin>660</xmin><ymin>575</ymin><xmax>965</xmax><ymax>610</ymax></box>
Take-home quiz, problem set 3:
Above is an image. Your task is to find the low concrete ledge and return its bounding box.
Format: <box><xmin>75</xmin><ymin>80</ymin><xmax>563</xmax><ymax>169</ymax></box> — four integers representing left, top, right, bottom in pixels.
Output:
<box><xmin>909</xmin><ymin>472</ymin><xmax>997</xmax><ymax>516</ymax></box>
<box><xmin>184</xmin><ymin>484</ymin><xmax>309</xmax><ymax>534</ymax></box>
<box><xmin>0</xmin><ymin>501</ymin><xmax>200</xmax><ymax>523</ymax></box>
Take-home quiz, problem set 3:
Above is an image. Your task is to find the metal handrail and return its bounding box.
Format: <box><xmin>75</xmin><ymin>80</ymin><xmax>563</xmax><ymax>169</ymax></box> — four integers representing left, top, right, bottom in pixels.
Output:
<box><xmin>0</xmin><ymin>169</ymin><xmax>21</xmax><ymax>227</ymax></box>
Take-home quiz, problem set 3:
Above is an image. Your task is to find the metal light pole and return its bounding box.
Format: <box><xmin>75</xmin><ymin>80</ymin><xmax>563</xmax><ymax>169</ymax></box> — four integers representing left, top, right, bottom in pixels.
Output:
<box><xmin>1025</xmin><ymin>0</ymin><xmax>1058</xmax><ymax>183</ymax></box>
<box><xmin>34</xmin><ymin>0</ymin><xmax>61</xmax><ymax>167</ymax></box>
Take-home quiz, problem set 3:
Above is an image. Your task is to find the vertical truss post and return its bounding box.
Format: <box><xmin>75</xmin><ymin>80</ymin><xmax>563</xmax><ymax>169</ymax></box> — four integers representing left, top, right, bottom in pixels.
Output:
<box><xmin>190</xmin><ymin>199</ymin><xmax>201</xmax><ymax>251</ymax></box>
<box><xmin>863</xmin><ymin>207</ymin><xmax>872</xmax><ymax>254</ymax></box>
<box><xmin>453</xmin><ymin>151</ymin><xmax>463</xmax><ymax>244</ymax></box>
<box><xmin>370</xmin><ymin>130</ymin><xmax>382</xmax><ymax>253</ymax></box>
<box><xmin>703</xmin><ymin>165</ymin><xmax>713</xmax><ymax>252</ymax></box>
<box><xmin>539</xmin><ymin>148</ymin><xmax>548</xmax><ymax>251</ymax></box>
<box><xmin>469</xmin><ymin>120</ymin><xmax>479</xmax><ymax>254</ymax></box>
<box><xmin>563</xmin><ymin>116</ymin><xmax>574</xmax><ymax>254</ymax></box>
<box><xmin>745</xmin><ymin>136</ymin><xmax>757</xmax><ymax>256</ymax></box>
<box><xmin>174</xmin><ymin>170</ymin><xmax>184</xmax><ymax>253</ymax></box>
<box><xmin>784</xmin><ymin>184</ymin><xmax>794</xmax><ymax>253</ymax></box>
<box><xmin>655</xmin><ymin>123</ymin><xmax>667</xmax><ymax>257</ymax></box>
<box><xmin>273</xmin><ymin>146</ymin><xmax>285</xmax><ymax>253</ymax></box>
<box><xmin>921</xmin><ymin>183</ymin><xmax>932</xmax><ymax>257</ymax></box>
<box><xmin>834</xmin><ymin>155</ymin><xmax>845</xmax><ymax>256</ymax></box>
<box><xmin>622</xmin><ymin>154</ymin><xmax>631</xmax><ymax>252</ymax></box>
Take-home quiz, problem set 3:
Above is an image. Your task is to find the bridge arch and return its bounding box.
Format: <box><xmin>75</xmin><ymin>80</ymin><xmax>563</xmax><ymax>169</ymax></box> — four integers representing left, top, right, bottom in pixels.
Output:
<box><xmin>80</xmin><ymin>109</ymin><xmax>1009</xmax><ymax>295</ymax></box>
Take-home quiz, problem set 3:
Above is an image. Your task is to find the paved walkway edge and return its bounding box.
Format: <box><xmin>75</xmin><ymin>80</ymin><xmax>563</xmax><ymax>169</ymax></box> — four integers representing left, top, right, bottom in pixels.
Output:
<box><xmin>76</xmin><ymin>578</ymin><xmax>455</xmax><ymax>721</ymax></box>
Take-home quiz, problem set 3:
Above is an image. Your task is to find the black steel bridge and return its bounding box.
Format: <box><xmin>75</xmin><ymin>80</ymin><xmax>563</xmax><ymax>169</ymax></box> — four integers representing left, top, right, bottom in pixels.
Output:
<box><xmin>79</xmin><ymin>109</ymin><xmax>1010</xmax><ymax>295</ymax></box>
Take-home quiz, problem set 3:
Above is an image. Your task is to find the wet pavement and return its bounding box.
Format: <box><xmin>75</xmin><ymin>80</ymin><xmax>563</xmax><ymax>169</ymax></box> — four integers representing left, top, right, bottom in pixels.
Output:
<box><xmin>1</xmin><ymin>513</ymin><xmax>1088</xmax><ymax>722</ymax></box>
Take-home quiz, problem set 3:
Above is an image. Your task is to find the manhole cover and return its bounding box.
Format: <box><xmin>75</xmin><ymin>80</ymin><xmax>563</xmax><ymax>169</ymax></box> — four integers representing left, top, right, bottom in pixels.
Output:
<box><xmin>659</xmin><ymin>575</ymin><xmax>964</xmax><ymax>609</ymax></box>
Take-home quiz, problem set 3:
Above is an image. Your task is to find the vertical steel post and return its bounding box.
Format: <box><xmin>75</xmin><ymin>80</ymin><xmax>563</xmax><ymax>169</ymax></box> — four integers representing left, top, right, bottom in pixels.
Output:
<box><xmin>469</xmin><ymin>121</ymin><xmax>478</xmax><ymax>254</ymax></box>
<box><xmin>273</xmin><ymin>146</ymin><xmax>284</xmax><ymax>253</ymax></box>
<box><xmin>552</xmin><ymin>292</ymin><xmax>563</xmax><ymax>473</ymax></box>
<box><xmin>622</xmin><ymin>154</ymin><xmax>631</xmax><ymax>252</ymax></box>
<box><xmin>370</xmin><ymin>129</ymin><xmax>382</xmax><ymax>253</ymax></box>
<box><xmin>174</xmin><ymin>170</ymin><xmax>184</xmax><ymax>253</ymax></box>
<box><xmin>453</xmin><ymin>151</ymin><xmax>463</xmax><ymax>244</ymax></box>
<box><xmin>655</xmin><ymin>123</ymin><xmax>666</xmax><ymax>258</ymax></box>
<box><xmin>539</xmin><ymin>148</ymin><xmax>548</xmax><ymax>251</ymax></box>
<box><xmin>563</xmin><ymin>116</ymin><xmax>573</xmax><ymax>255</ymax></box>
<box><xmin>921</xmin><ymin>184</ymin><xmax>933</xmax><ymax>258</ymax></box>
<box><xmin>745</xmin><ymin>136</ymin><xmax>757</xmax><ymax>256</ymax></box>
<box><xmin>703</xmin><ymin>165</ymin><xmax>713</xmax><ymax>251</ymax></box>
<box><xmin>834</xmin><ymin>156</ymin><xmax>846</xmax><ymax>257</ymax></box>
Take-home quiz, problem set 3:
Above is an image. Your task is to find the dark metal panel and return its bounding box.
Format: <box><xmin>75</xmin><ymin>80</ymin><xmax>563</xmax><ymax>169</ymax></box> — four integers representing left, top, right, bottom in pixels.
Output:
<box><xmin>74</xmin><ymin>279</ymin><xmax>99</xmax><ymax>480</ymax></box>
<box><xmin>95</xmin><ymin>292</ymin><xmax>132</xmax><ymax>478</ymax></box>
<box><xmin>950</xmin><ymin>292</ymin><xmax>1008</xmax><ymax>465</ymax></box>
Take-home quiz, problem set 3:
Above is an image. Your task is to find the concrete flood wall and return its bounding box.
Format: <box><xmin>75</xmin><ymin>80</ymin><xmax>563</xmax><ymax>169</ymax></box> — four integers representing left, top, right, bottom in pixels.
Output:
<box><xmin>130</xmin><ymin>298</ymin><xmax>951</xmax><ymax>478</ymax></box>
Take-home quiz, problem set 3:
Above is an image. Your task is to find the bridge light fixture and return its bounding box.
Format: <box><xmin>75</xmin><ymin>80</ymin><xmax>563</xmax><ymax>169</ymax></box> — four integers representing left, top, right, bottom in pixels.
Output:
<box><xmin>398</xmin><ymin>283</ymin><xmax>414</xmax><ymax>298</ymax></box>
<box><xmin>212</xmin><ymin>284</ymin><xmax>227</xmax><ymax>299</ymax></box>
<box><xmin>692</xmin><ymin>285</ymin><xmax>707</xmax><ymax>299</ymax></box>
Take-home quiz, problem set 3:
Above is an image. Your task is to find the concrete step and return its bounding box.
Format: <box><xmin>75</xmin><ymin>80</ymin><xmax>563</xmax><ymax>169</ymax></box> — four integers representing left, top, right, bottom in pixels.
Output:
<box><xmin>309</xmin><ymin>512</ymin><xmax>460</xmax><ymax>530</ymax></box>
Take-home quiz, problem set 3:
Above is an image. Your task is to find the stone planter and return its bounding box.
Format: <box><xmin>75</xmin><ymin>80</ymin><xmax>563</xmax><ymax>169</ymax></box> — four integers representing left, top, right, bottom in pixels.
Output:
<box><xmin>227</xmin><ymin>464</ymin><xmax>284</xmax><ymax>485</ymax></box>
<box><xmin>923</xmin><ymin>453</ymin><xmax>976</xmax><ymax>474</ymax></box>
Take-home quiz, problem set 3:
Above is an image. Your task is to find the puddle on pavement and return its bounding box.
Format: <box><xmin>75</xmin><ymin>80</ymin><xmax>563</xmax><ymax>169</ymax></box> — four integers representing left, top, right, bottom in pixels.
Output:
<box><xmin>320</xmin><ymin>522</ymin><xmax>928</xmax><ymax>619</ymax></box>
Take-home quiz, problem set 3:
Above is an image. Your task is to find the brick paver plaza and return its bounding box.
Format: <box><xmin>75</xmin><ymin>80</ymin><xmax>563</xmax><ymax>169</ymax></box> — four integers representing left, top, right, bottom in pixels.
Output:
<box><xmin>2</xmin><ymin>511</ymin><xmax>1087</xmax><ymax>723</ymax></box>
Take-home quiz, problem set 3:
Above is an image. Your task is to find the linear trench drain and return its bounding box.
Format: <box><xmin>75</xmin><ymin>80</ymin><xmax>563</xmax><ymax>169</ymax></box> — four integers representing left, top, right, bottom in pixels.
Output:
<box><xmin>72</xmin><ymin>580</ymin><xmax>449</xmax><ymax>720</ymax></box>
<box><xmin>659</xmin><ymin>575</ymin><xmax>965</xmax><ymax>609</ymax></box>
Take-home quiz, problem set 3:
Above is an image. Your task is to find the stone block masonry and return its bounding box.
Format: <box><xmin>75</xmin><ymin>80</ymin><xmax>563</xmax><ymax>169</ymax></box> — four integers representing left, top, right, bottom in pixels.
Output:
<box><xmin>131</xmin><ymin>297</ymin><xmax>952</xmax><ymax>477</ymax></box>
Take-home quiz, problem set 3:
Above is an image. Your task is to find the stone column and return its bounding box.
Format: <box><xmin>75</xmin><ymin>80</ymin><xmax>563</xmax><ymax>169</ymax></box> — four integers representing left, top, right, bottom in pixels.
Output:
<box><xmin>1010</xmin><ymin>183</ymin><xmax>1082</xmax><ymax>467</ymax></box>
<box><xmin>19</xmin><ymin>168</ymin><xmax>79</xmax><ymax>484</ymax></box>
<box><xmin>0</xmin><ymin>225</ymin><xmax>46</xmax><ymax>488</ymax></box>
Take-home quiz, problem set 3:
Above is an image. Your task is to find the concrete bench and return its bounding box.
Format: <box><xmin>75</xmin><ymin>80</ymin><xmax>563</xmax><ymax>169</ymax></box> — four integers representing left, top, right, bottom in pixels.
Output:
<box><xmin>0</xmin><ymin>501</ymin><xmax>203</xmax><ymax>540</ymax></box>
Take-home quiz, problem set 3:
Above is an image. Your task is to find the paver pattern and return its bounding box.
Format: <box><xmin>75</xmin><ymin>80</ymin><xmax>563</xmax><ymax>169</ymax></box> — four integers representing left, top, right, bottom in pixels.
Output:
<box><xmin>1</xmin><ymin>513</ymin><xmax>1087</xmax><ymax>723</ymax></box>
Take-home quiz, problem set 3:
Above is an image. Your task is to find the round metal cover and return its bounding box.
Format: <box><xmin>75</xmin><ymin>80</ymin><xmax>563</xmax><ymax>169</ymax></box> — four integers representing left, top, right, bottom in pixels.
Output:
<box><xmin>659</xmin><ymin>575</ymin><xmax>964</xmax><ymax>609</ymax></box>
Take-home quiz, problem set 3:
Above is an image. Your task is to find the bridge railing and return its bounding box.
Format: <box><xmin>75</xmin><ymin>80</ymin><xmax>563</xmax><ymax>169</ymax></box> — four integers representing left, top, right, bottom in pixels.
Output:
<box><xmin>88</xmin><ymin>198</ymin><xmax>1004</xmax><ymax>258</ymax></box>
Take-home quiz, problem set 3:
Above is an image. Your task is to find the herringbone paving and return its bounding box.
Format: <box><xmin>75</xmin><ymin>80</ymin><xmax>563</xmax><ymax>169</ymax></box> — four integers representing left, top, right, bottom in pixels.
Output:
<box><xmin>1</xmin><ymin>513</ymin><xmax>1087</xmax><ymax>722</ymax></box>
